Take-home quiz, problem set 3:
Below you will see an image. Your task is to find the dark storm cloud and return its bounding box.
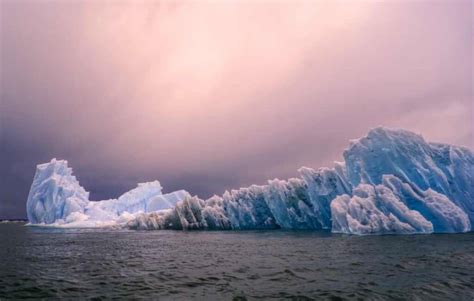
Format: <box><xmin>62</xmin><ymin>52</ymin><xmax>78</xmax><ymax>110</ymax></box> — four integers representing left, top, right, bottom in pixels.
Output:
<box><xmin>0</xmin><ymin>0</ymin><xmax>472</xmax><ymax>218</ymax></box>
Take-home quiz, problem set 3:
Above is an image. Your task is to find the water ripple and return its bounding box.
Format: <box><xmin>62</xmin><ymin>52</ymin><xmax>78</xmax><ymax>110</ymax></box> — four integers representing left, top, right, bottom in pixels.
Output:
<box><xmin>0</xmin><ymin>224</ymin><xmax>473</xmax><ymax>299</ymax></box>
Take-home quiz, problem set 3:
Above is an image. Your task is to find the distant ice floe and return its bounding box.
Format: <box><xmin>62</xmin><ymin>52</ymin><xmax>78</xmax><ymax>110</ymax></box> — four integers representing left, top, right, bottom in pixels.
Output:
<box><xmin>26</xmin><ymin>127</ymin><xmax>474</xmax><ymax>235</ymax></box>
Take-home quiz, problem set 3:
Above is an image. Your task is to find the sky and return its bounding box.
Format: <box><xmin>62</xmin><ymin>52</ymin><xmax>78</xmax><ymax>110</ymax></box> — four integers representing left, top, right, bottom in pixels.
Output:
<box><xmin>0</xmin><ymin>0</ymin><xmax>472</xmax><ymax>219</ymax></box>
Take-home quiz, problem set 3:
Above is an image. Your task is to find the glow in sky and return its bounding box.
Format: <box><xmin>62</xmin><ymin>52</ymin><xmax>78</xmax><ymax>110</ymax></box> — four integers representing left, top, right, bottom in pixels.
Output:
<box><xmin>1</xmin><ymin>0</ymin><xmax>472</xmax><ymax>218</ymax></box>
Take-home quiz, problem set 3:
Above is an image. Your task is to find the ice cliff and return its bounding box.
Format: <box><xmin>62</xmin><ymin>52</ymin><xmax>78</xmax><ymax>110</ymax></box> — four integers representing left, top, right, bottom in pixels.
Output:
<box><xmin>26</xmin><ymin>128</ymin><xmax>473</xmax><ymax>234</ymax></box>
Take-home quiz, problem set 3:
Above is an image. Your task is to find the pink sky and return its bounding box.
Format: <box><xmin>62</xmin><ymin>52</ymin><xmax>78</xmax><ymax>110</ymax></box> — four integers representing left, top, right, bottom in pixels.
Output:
<box><xmin>1</xmin><ymin>0</ymin><xmax>472</xmax><ymax>218</ymax></box>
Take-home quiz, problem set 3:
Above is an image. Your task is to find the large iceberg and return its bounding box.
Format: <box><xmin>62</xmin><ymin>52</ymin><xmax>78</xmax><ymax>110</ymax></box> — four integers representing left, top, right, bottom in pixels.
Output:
<box><xmin>26</xmin><ymin>128</ymin><xmax>473</xmax><ymax>234</ymax></box>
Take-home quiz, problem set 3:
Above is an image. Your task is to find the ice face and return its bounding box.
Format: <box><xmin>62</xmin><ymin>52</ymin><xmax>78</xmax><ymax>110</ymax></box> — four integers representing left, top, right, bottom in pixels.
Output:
<box><xmin>381</xmin><ymin>175</ymin><xmax>470</xmax><ymax>233</ymax></box>
<box><xmin>343</xmin><ymin>128</ymin><xmax>474</xmax><ymax>224</ymax></box>
<box><xmin>298</xmin><ymin>165</ymin><xmax>351</xmax><ymax>229</ymax></box>
<box><xmin>330</xmin><ymin>187</ymin><xmax>431</xmax><ymax>235</ymax></box>
<box><xmin>26</xmin><ymin>159</ymin><xmax>189</xmax><ymax>227</ymax></box>
<box><xmin>26</xmin><ymin>128</ymin><xmax>474</xmax><ymax>234</ymax></box>
<box><xmin>26</xmin><ymin>159</ymin><xmax>89</xmax><ymax>224</ymax></box>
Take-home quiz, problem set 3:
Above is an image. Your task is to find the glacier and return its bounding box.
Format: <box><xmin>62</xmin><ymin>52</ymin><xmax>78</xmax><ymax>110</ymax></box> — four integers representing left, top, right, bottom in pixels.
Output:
<box><xmin>26</xmin><ymin>127</ymin><xmax>473</xmax><ymax>234</ymax></box>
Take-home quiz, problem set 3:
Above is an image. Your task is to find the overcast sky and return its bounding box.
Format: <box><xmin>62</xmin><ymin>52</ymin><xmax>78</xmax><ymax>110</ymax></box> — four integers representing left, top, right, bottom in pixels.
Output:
<box><xmin>1</xmin><ymin>0</ymin><xmax>472</xmax><ymax>219</ymax></box>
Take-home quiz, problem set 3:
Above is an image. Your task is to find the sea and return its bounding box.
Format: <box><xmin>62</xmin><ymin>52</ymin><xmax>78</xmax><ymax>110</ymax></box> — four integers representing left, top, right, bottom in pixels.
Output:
<box><xmin>1</xmin><ymin>222</ymin><xmax>473</xmax><ymax>300</ymax></box>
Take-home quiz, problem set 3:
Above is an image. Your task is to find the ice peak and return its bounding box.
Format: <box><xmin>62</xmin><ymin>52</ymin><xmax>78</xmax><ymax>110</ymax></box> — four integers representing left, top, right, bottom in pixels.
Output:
<box><xmin>347</xmin><ymin>127</ymin><xmax>426</xmax><ymax>151</ymax></box>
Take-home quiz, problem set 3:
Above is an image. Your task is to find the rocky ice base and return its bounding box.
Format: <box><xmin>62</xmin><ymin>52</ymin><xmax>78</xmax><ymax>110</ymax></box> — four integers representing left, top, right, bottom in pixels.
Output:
<box><xmin>26</xmin><ymin>128</ymin><xmax>473</xmax><ymax>234</ymax></box>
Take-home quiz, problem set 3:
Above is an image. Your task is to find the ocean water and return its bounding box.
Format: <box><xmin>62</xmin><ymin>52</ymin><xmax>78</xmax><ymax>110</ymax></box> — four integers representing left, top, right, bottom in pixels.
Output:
<box><xmin>0</xmin><ymin>223</ymin><xmax>473</xmax><ymax>300</ymax></box>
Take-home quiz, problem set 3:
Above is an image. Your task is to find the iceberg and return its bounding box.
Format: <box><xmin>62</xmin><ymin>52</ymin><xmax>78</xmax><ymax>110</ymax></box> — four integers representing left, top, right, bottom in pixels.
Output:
<box><xmin>26</xmin><ymin>159</ymin><xmax>90</xmax><ymax>225</ymax></box>
<box><xmin>26</xmin><ymin>159</ymin><xmax>190</xmax><ymax>228</ymax></box>
<box><xmin>26</xmin><ymin>128</ymin><xmax>474</xmax><ymax>234</ymax></box>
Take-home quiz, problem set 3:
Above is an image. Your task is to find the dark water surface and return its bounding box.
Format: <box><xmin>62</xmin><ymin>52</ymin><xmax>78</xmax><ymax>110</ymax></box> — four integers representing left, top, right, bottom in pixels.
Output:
<box><xmin>1</xmin><ymin>223</ymin><xmax>473</xmax><ymax>300</ymax></box>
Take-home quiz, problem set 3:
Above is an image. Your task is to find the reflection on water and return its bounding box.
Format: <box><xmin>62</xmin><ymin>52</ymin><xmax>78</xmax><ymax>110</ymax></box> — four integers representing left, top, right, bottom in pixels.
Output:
<box><xmin>1</xmin><ymin>223</ymin><xmax>473</xmax><ymax>299</ymax></box>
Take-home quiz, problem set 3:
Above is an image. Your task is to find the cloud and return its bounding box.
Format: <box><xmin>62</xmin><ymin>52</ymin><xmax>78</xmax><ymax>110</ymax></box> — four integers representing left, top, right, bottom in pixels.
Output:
<box><xmin>0</xmin><ymin>0</ymin><xmax>472</xmax><ymax>218</ymax></box>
